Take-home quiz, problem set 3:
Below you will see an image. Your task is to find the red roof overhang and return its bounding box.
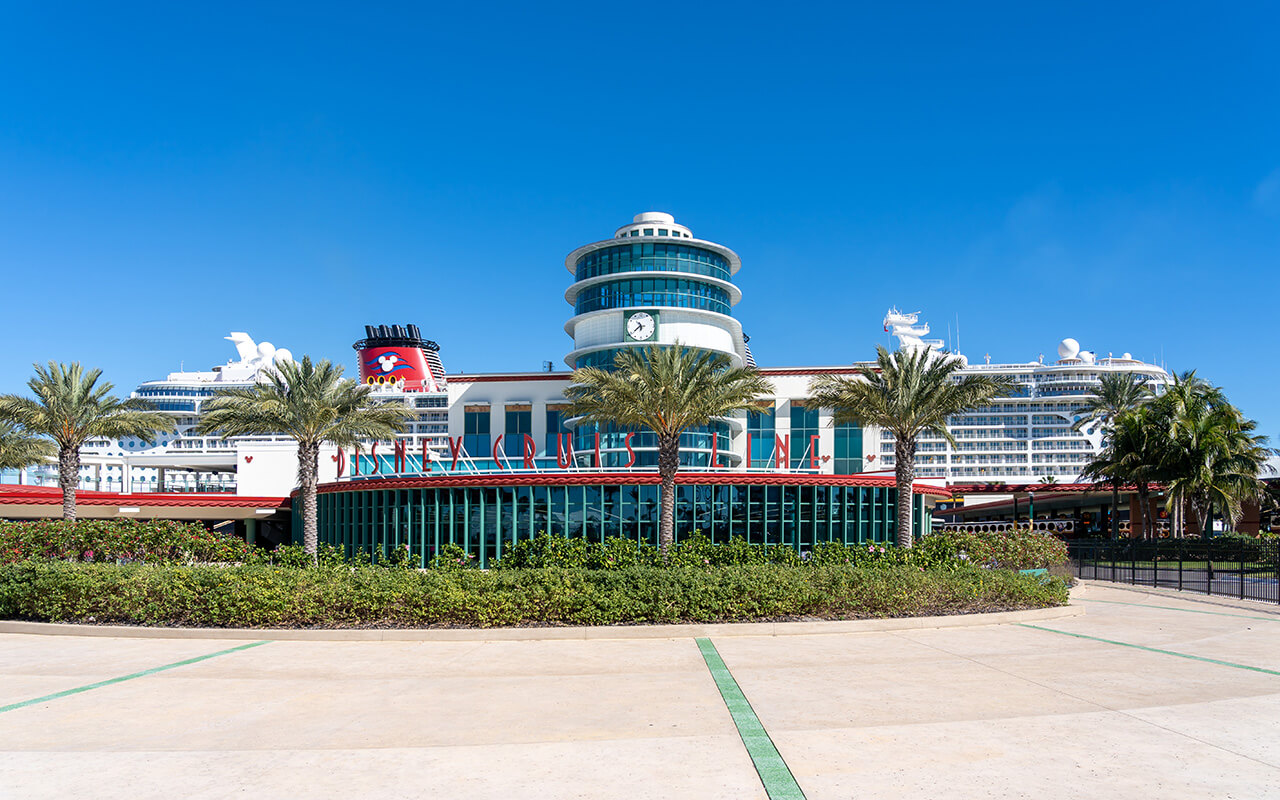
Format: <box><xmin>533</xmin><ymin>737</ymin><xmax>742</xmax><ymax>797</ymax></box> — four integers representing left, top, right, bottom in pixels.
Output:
<box><xmin>0</xmin><ymin>485</ymin><xmax>289</xmax><ymax>509</ymax></box>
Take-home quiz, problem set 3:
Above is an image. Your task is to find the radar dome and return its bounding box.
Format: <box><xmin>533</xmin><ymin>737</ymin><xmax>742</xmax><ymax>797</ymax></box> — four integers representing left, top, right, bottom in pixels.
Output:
<box><xmin>256</xmin><ymin>342</ymin><xmax>276</xmax><ymax>361</ymax></box>
<box><xmin>1057</xmin><ymin>338</ymin><xmax>1080</xmax><ymax>359</ymax></box>
<box><xmin>273</xmin><ymin>348</ymin><xmax>294</xmax><ymax>364</ymax></box>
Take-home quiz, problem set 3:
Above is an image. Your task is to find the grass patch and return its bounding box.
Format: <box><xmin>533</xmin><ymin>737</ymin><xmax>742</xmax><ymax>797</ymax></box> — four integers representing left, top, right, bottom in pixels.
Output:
<box><xmin>0</xmin><ymin>561</ymin><xmax>1067</xmax><ymax>628</ymax></box>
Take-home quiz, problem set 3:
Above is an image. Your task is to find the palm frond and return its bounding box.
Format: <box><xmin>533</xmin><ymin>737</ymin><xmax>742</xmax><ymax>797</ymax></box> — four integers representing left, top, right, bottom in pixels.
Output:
<box><xmin>0</xmin><ymin>421</ymin><xmax>56</xmax><ymax>470</ymax></box>
<box><xmin>195</xmin><ymin>355</ymin><xmax>411</xmax><ymax>448</ymax></box>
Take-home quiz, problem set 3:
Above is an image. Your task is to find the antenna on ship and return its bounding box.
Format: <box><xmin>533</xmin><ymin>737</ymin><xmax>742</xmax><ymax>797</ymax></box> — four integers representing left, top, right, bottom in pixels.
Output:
<box><xmin>543</xmin><ymin>361</ymin><xmax>555</xmax><ymax>373</ymax></box>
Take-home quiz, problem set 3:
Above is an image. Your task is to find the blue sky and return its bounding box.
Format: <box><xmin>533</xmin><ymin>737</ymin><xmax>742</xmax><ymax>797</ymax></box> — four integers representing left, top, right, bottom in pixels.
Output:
<box><xmin>1</xmin><ymin>3</ymin><xmax>1277</xmax><ymax>432</ymax></box>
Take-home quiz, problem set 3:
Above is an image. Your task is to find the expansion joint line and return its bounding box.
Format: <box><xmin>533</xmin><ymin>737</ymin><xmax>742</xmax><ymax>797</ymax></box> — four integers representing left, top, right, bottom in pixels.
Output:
<box><xmin>0</xmin><ymin>640</ymin><xmax>272</xmax><ymax>714</ymax></box>
<box><xmin>696</xmin><ymin>637</ymin><xmax>806</xmax><ymax>800</ymax></box>
<box><xmin>1017</xmin><ymin>624</ymin><xmax>1280</xmax><ymax>676</ymax></box>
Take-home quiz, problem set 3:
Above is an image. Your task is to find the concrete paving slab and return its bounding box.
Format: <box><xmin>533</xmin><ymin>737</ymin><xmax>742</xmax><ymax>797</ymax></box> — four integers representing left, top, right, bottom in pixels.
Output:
<box><xmin>2</xmin><ymin>584</ymin><xmax>1279</xmax><ymax>799</ymax></box>
<box><xmin>0</xmin><ymin>737</ymin><xmax>768</xmax><ymax>800</ymax></box>
<box><xmin>771</xmin><ymin>709</ymin><xmax>1280</xmax><ymax>799</ymax></box>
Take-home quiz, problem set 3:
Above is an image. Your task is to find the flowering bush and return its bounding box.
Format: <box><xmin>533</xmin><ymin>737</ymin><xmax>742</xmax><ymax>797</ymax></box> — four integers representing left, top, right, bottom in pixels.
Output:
<box><xmin>0</xmin><ymin>519</ymin><xmax>259</xmax><ymax>565</ymax></box>
<box><xmin>916</xmin><ymin>529</ymin><xmax>1069</xmax><ymax>571</ymax></box>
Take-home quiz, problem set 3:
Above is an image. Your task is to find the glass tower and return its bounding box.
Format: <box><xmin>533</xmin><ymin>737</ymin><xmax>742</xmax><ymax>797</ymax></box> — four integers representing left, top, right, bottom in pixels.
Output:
<box><xmin>563</xmin><ymin>212</ymin><xmax>748</xmax><ymax>467</ymax></box>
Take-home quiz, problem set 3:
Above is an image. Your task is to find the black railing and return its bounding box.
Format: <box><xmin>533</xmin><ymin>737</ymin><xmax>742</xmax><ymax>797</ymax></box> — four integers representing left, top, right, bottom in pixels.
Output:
<box><xmin>1068</xmin><ymin>539</ymin><xmax>1280</xmax><ymax>605</ymax></box>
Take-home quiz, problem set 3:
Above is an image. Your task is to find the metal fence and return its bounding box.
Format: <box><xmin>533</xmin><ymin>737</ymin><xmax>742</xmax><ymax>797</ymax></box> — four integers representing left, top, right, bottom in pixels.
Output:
<box><xmin>1068</xmin><ymin>539</ymin><xmax>1280</xmax><ymax>605</ymax></box>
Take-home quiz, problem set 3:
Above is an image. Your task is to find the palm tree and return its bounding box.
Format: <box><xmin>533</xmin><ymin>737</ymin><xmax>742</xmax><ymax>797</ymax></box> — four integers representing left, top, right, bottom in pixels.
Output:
<box><xmin>0</xmin><ymin>362</ymin><xmax>176</xmax><ymax>520</ymax></box>
<box><xmin>1073</xmin><ymin>372</ymin><xmax>1153</xmax><ymax>538</ymax></box>
<box><xmin>565</xmin><ymin>345</ymin><xmax>773</xmax><ymax>559</ymax></box>
<box><xmin>809</xmin><ymin>346</ymin><xmax>1012</xmax><ymax>548</ymax></box>
<box><xmin>196</xmin><ymin>356</ymin><xmax>410</xmax><ymax>555</ymax></box>
<box><xmin>0</xmin><ymin>420</ymin><xmax>56</xmax><ymax>473</ymax></box>
<box><xmin>1161</xmin><ymin>394</ymin><xmax>1273</xmax><ymax>536</ymax></box>
<box><xmin>1081</xmin><ymin>408</ymin><xmax>1162</xmax><ymax>538</ymax></box>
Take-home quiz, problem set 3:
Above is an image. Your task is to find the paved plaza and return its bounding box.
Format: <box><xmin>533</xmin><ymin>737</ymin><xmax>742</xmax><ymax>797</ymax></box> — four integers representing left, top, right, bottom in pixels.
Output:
<box><xmin>2</xmin><ymin>583</ymin><xmax>1279</xmax><ymax>799</ymax></box>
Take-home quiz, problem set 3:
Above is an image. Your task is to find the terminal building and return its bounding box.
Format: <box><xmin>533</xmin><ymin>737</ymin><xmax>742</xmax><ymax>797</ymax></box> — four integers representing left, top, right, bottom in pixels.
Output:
<box><xmin>2</xmin><ymin>212</ymin><xmax>1181</xmax><ymax>558</ymax></box>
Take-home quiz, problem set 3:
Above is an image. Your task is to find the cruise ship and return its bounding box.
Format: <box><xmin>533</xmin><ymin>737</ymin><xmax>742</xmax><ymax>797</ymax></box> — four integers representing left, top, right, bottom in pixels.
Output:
<box><xmin>874</xmin><ymin>310</ymin><xmax>1171</xmax><ymax>484</ymax></box>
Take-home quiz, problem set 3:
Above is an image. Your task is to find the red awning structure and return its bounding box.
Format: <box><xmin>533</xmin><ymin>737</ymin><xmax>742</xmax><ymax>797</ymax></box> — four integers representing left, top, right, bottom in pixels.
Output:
<box><xmin>0</xmin><ymin>484</ymin><xmax>288</xmax><ymax>520</ymax></box>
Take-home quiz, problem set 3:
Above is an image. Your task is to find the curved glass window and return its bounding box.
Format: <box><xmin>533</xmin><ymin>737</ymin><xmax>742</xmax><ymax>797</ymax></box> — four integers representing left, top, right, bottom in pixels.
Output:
<box><xmin>575</xmin><ymin>243</ymin><xmax>731</xmax><ymax>282</ymax></box>
<box><xmin>575</xmin><ymin>347</ymin><xmax>734</xmax><ymax>371</ymax></box>
<box><xmin>574</xmin><ymin>349</ymin><xmax>624</xmax><ymax>370</ymax></box>
<box><xmin>574</xmin><ymin>277</ymin><xmax>730</xmax><ymax>316</ymax></box>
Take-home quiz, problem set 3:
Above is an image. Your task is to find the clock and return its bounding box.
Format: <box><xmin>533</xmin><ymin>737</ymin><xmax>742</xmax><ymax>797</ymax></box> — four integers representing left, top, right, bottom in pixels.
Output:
<box><xmin>625</xmin><ymin>310</ymin><xmax>657</xmax><ymax>342</ymax></box>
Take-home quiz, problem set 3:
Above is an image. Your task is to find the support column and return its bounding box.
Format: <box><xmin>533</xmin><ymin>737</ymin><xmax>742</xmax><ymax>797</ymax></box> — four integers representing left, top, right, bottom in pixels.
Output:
<box><xmin>245</xmin><ymin>518</ymin><xmax>257</xmax><ymax>546</ymax></box>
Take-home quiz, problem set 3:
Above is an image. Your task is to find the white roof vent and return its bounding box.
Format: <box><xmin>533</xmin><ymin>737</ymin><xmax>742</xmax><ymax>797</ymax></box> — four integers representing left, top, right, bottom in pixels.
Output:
<box><xmin>633</xmin><ymin>211</ymin><xmax>675</xmax><ymax>224</ymax></box>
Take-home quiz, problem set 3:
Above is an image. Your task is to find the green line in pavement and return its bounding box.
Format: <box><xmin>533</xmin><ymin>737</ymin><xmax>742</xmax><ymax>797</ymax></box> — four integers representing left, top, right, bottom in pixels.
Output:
<box><xmin>1081</xmin><ymin>598</ymin><xmax>1280</xmax><ymax>622</ymax></box>
<box><xmin>696</xmin><ymin>638</ymin><xmax>806</xmax><ymax>800</ymax></box>
<box><xmin>0</xmin><ymin>640</ymin><xmax>272</xmax><ymax>714</ymax></box>
<box><xmin>1018</xmin><ymin>624</ymin><xmax>1280</xmax><ymax>676</ymax></box>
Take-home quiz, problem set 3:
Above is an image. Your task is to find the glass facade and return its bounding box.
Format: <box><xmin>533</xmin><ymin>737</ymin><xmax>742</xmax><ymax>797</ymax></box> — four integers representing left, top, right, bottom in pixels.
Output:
<box><xmin>574</xmin><ymin>277</ymin><xmax>730</xmax><ymax>316</ymax></box>
<box><xmin>574</xmin><ymin>242</ymin><xmax>731</xmax><ymax>283</ymax></box>
<box><xmin>572</xmin><ymin>421</ymin><xmax>732</xmax><ymax>468</ymax></box>
<box><xmin>747</xmin><ymin>406</ymin><xmax>776</xmax><ymax>466</ymax></box>
<box><xmin>790</xmin><ymin>403</ymin><xmax>821</xmax><ymax>469</ymax></box>
<box><xmin>503</xmin><ymin>406</ymin><xmax>531</xmax><ymax>462</ymax></box>
<box><xmin>834</xmin><ymin>422</ymin><xmax>863</xmax><ymax>475</ymax></box>
<box><xmin>310</xmin><ymin>480</ymin><xmax>929</xmax><ymax>567</ymax></box>
<box><xmin>463</xmin><ymin>408</ymin><xmax>490</xmax><ymax>458</ymax></box>
<box><xmin>545</xmin><ymin>404</ymin><xmax>570</xmax><ymax>456</ymax></box>
<box><xmin>573</xmin><ymin>348</ymin><xmax>629</xmax><ymax>370</ymax></box>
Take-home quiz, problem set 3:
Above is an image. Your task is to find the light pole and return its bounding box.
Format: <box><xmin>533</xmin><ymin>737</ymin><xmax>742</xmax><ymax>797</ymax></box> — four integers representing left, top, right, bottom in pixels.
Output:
<box><xmin>1028</xmin><ymin>491</ymin><xmax>1035</xmax><ymax>528</ymax></box>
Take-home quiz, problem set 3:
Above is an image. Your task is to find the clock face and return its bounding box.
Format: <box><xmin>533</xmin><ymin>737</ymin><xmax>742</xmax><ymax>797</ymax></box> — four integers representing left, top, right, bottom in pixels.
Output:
<box><xmin>627</xmin><ymin>311</ymin><xmax>656</xmax><ymax>341</ymax></box>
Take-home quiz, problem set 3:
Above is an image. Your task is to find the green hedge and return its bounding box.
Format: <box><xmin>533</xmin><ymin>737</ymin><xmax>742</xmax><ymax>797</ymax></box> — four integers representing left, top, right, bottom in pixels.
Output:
<box><xmin>0</xmin><ymin>519</ymin><xmax>258</xmax><ymax>565</ymax></box>
<box><xmin>917</xmin><ymin>529</ymin><xmax>1069</xmax><ymax>571</ymax></box>
<box><xmin>0</xmin><ymin>561</ymin><xmax>1066</xmax><ymax>628</ymax></box>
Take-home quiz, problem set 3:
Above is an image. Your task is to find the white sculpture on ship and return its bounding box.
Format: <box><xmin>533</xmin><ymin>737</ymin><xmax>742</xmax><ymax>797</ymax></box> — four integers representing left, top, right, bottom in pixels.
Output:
<box><xmin>883</xmin><ymin>309</ymin><xmax>947</xmax><ymax>354</ymax></box>
<box><xmin>218</xmin><ymin>333</ymin><xmax>294</xmax><ymax>381</ymax></box>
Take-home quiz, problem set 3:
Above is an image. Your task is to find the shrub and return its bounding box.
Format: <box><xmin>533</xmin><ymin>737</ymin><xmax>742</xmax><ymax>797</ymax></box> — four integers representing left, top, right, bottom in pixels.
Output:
<box><xmin>0</xmin><ymin>519</ymin><xmax>260</xmax><ymax>565</ymax></box>
<box><xmin>429</xmin><ymin>542</ymin><xmax>480</xmax><ymax>571</ymax></box>
<box><xmin>268</xmin><ymin>543</ymin><xmax>346</xmax><ymax>569</ymax></box>
<box><xmin>495</xmin><ymin>533</ymin><xmax>660</xmax><ymax>570</ymax></box>
<box><xmin>0</xmin><ymin>561</ymin><xmax>1068</xmax><ymax>628</ymax></box>
<box><xmin>919</xmin><ymin>529</ymin><xmax>1069</xmax><ymax>571</ymax></box>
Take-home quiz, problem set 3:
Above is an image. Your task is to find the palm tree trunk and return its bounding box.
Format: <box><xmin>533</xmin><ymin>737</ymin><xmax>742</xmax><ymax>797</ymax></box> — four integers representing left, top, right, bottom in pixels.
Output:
<box><xmin>1110</xmin><ymin>483</ymin><xmax>1120</xmax><ymax>540</ymax></box>
<box><xmin>1189</xmin><ymin>498</ymin><xmax>1205</xmax><ymax>537</ymax></box>
<box><xmin>1138</xmin><ymin>486</ymin><xmax>1154</xmax><ymax>539</ymax></box>
<box><xmin>894</xmin><ymin>438</ymin><xmax>917</xmax><ymax>549</ymax></box>
<box><xmin>297</xmin><ymin>441</ymin><xmax>320</xmax><ymax>556</ymax></box>
<box><xmin>59</xmin><ymin>445</ymin><xmax>79</xmax><ymax>521</ymax></box>
<box><xmin>657</xmin><ymin>433</ymin><xmax>680</xmax><ymax>561</ymax></box>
